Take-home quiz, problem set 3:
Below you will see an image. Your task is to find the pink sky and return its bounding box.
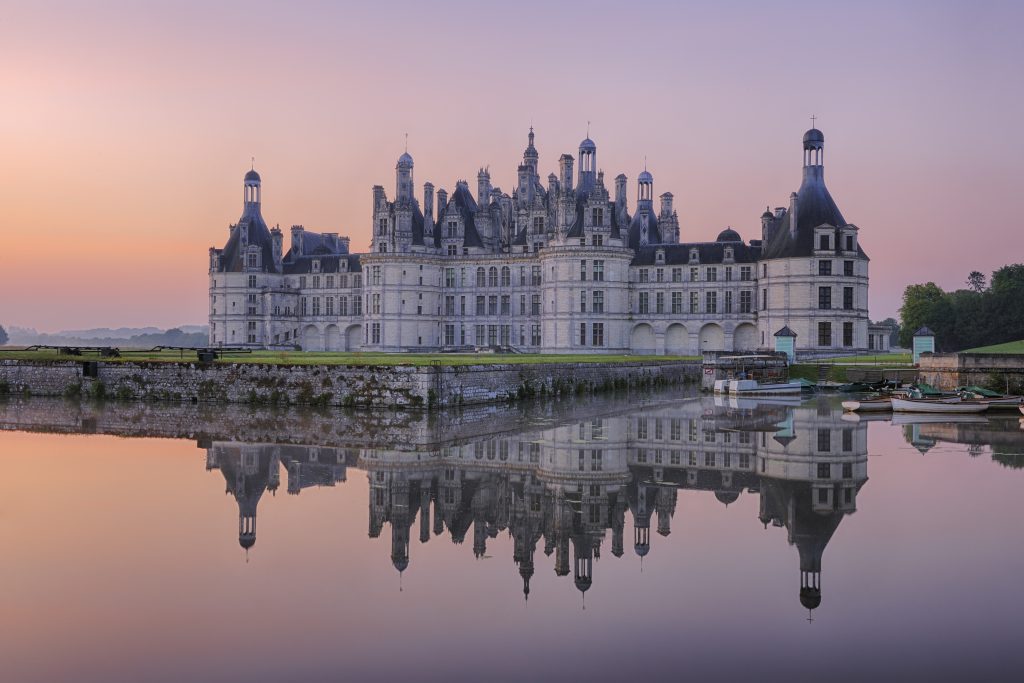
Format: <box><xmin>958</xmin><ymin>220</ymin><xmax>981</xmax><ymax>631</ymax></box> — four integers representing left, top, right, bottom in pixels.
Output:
<box><xmin>2</xmin><ymin>0</ymin><xmax>1022</xmax><ymax>330</ymax></box>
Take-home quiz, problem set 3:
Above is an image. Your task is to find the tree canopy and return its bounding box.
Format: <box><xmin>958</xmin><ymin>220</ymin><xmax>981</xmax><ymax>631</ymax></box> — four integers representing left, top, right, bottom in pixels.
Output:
<box><xmin>0</xmin><ymin>325</ymin><xmax>8</xmax><ymax>346</ymax></box>
<box><xmin>899</xmin><ymin>264</ymin><xmax>1024</xmax><ymax>350</ymax></box>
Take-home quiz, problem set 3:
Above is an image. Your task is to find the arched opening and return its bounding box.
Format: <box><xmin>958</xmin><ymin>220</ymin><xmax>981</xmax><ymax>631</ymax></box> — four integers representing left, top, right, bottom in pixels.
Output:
<box><xmin>630</xmin><ymin>323</ymin><xmax>656</xmax><ymax>355</ymax></box>
<box><xmin>665</xmin><ymin>323</ymin><xmax>690</xmax><ymax>355</ymax></box>
<box><xmin>325</xmin><ymin>324</ymin><xmax>341</xmax><ymax>351</ymax></box>
<box><xmin>302</xmin><ymin>325</ymin><xmax>323</xmax><ymax>352</ymax></box>
<box><xmin>733</xmin><ymin>323</ymin><xmax>757</xmax><ymax>352</ymax></box>
<box><xmin>699</xmin><ymin>323</ymin><xmax>725</xmax><ymax>352</ymax></box>
<box><xmin>345</xmin><ymin>324</ymin><xmax>362</xmax><ymax>351</ymax></box>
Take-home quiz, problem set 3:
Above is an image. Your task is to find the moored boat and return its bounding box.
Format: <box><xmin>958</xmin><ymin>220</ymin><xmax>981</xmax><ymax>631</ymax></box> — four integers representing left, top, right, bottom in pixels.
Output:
<box><xmin>891</xmin><ymin>397</ymin><xmax>988</xmax><ymax>414</ymax></box>
<box><xmin>841</xmin><ymin>397</ymin><xmax>892</xmax><ymax>412</ymax></box>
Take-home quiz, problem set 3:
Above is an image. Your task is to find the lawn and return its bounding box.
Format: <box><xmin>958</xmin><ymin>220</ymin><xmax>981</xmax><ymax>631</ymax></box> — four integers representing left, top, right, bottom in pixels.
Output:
<box><xmin>0</xmin><ymin>348</ymin><xmax>700</xmax><ymax>366</ymax></box>
<box><xmin>963</xmin><ymin>340</ymin><xmax>1024</xmax><ymax>354</ymax></box>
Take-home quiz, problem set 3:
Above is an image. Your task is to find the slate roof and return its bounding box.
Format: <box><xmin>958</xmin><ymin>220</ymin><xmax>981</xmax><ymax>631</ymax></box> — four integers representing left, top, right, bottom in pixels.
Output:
<box><xmin>760</xmin><ymin>167</ymin><xmax>868</xmax><ymax>261</ymax></box>
<box><xmin>216</xmin><ymin>206</ymin><xmax>278</xmax><ymax>274</ymax></box>
<box><xmin>448</xmin><ymin>183</ymin><xmax>484</xmax><ymax>248</ymax></box>
<box><xmin>626</xmin><ymin>208</ymin><xmax>661</xmax><ymax>249</ymax></box>
<box><xmin>630</xmin><ymin>240</ymin><xmax>761</xmax><ymax>266</ymax></box>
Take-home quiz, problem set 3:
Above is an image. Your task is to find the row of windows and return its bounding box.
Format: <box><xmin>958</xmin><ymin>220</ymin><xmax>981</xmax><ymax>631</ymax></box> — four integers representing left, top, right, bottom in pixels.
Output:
<box><xmin>818</xmin><ymin>321</ymin><xmax>856</xmax><ymax>347</ymax></box>
<box><xmin>638</xmin><ymin>265</ymin><xmax>753</xmax><ymax>283</ymax></box>
<box><xmin>635</xmin><ymin>417</ymin><xmax>754</xmax><ymax>443</ymax></box>
<box><xmin>635</xmin><ymin>449</ymin><xmax>752</xmax><ymax>469</ymax></box>
<box><xmin>818</xmin><ymin>286</ymin><xmax>857</xmax><ymax>310</ymax></box>
<box><xmin>637</xmin><ymin>290</ymin><xmax>753</xmax><ymax>315</ymax></box>
<box><xmin>818</xmin><ymin>260</ymin><xmax>857</xmax><ymax>277</ymax></box>
<box><xmin>577</xmin><ymin>322</ymin><xmax>605</xmax><ymax>347</ymax></box>
<box><xmin>296</xmin><ymin>274</ymin><xmax>362</xmax><ymax>289</ymax></box>
<box><xmin>295</xmin><ymin>296</ymin><xmax>363</xmax><ymax>317</ymax></box>
<box><xmin>817</xmin><ymin>234</ymin><xmax>857</xmax><ymax>252</ymax></box>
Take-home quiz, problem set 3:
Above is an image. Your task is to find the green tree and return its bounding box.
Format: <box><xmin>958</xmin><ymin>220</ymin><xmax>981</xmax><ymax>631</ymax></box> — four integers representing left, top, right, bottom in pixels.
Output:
<box><xmin>0</xmin><ymin>325</ymin><xmax>7</xmax><ymax>346</ymax></box>
<box><xmin>966</xmin><ymin>271</ymin><xmax>987</xmax><ymax>292</ymax></box>
<box><xmin>898</xmin><ymin>282</ymin><xmax>947</xmax><ymax>347</ymax></box>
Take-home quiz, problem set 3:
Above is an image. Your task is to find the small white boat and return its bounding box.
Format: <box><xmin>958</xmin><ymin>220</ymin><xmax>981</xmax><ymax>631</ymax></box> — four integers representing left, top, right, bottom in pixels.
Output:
<box><xmin>979</xmin><ymin>397</ymin><xmax>1024</xmax><ymax>411</ymax></box>
<box><xmin>842</xmin><ymin>398</ymin><xmax>892</xmax><ymax>412</ymax></box>
<box><xmin>891</xmin><ymin>397</ymin><xmax>988</xmax><ymax>414</ymax></box>
<box><xmin>715</xmin><ymin>379</ymin><xmax>805</xmax><ymax>396</ymax></box>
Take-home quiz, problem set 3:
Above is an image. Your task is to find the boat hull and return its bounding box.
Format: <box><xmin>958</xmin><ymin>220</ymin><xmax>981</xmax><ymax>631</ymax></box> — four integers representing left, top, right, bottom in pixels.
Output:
<box><xmin>842</xmin><ymin>399</ymin><xmax>892</xmax><ymax>412</ymax></box>
<box><xmin>891</xmin><ymin>398</ymin><xmax>988</xmax><ymax>414</ymax></box>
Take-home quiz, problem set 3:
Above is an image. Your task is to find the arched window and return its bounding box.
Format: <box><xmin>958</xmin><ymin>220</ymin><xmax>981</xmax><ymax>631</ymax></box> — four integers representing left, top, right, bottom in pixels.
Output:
<box><xmin>501</xmin><ymin>266</ymin><xmax>511</xmax><ymax>287</ymax></box>
<box><xmin>488</xmin><ymin>267</ymin><xmax>498</xmax><ymax>287</ymax></box>
<box><xmin>476</xmin><ymin>267</ymin><xmax>486</xmax><ymax>287</ymax></box>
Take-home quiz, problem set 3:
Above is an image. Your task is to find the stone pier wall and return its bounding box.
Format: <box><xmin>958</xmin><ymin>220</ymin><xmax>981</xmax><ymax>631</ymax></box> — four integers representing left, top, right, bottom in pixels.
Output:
<box><xmin>0</xmin><ymin>359</ymin><xmax>700</xmax><ymax>409</ymax></box>
<box><xmin>917</xmin><ymin>352</ymin><xmax>1024</xmax><ymax>393</ymax></box>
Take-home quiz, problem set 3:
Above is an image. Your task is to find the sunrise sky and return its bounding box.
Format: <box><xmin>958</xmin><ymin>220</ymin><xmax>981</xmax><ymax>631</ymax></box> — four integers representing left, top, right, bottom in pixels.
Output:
<box><xmin>2</xmin><ymin>0</ymin><xmax>1022</xmax><ymax>331</ymax></box>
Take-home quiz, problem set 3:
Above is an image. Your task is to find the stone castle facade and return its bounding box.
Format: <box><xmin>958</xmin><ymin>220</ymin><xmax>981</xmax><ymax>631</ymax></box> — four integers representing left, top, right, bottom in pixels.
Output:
<box><xmin>209</xmin><ymin>127</ymin><xmax>875</xmax><ymax>356</ymax></box>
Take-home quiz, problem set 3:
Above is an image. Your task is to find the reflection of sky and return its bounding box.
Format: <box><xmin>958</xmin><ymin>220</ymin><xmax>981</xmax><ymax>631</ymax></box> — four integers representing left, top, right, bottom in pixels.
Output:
<box><xmin>2</xmin><ymin>1</ymin><xmax>1024</xmax><ymax>329</ymax></box>
<box><xmin>1</xmin><ymin>409</ymin><xmax>1023</xmax><ymax>681</ymax></box>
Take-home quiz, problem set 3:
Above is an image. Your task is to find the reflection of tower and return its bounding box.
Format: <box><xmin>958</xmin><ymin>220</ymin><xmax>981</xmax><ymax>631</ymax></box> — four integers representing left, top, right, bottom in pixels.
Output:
<box><xmin>206</xmin><ymin>443</ymin><xmax>280</xmax><ymax>554</ymax></box>
<box><xmin>655</xmin><ymin>486</ymin><xmax>677</xmax><ymax>537</ymax></box>
<box><xmin>572</xmin><ymin>534</ymin><xmax>593</xmax><ymax>594</ymax></box>
<box><xmin>755</xmin><ymin>399</ymin><xmax>869</xmax><ymax>617</ymax></box>
<box><xmin>628</xmin><ymin>481</ymin><xmax>656</xmax><ymax>558</ymax></box>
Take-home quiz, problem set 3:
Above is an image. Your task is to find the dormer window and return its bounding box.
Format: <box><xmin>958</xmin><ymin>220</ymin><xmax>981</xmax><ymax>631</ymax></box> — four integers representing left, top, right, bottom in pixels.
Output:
<box><xmin>312</xmin><ymin>259</ymin><xmax>321</xmax><ymax>273</ymax></box>
<box><xmin>689</xmin><ymin>248</ymin><xmax>699</xmax><ymax>263</ymax></box>
<box><xmin>246</xmin><ymin>252</ymin><xmax>258</xmax><ymax>269</ymax></box>
<box><xmin>447</xmin><ymin>220</ymin><xmax>458</xmax><ymax>238</ymax></box>
<box><xmin>819</xmin><ymin>234</ymin><xmax>831</xmax><ymax>251</ymax></box>
<box><xmin>845</xmin><ymin>234</ymin><xmax>855</xmax><ymax>251</ymax></box>
<box><xmin>724</xmin><ymin>247</ymin><xmax>734</xmax><ymax>261</ymax></box>
<box><xmin>591</xmin><ymin>207</ymin><xmax>604</xmax><ymax>226</ymax></box>
<box><xmin>656</xmin><ymin>249</ymin><xmax>665</xmax><ymax>264</ymax></box>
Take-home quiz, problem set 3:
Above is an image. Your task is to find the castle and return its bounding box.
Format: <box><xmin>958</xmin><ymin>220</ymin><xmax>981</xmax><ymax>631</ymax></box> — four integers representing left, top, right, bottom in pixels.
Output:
<box><xmin>209</xmin><ymin>127</ymin><xmax>888</xmax><ymax>356</ymax></box>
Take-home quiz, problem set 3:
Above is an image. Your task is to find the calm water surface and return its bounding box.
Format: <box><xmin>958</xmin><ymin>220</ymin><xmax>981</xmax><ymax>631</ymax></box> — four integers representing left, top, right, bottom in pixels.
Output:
<box><xmin>1</xmin><ymin>391</ymin><xmax>1023</xmax><ymax>682</ymax></box>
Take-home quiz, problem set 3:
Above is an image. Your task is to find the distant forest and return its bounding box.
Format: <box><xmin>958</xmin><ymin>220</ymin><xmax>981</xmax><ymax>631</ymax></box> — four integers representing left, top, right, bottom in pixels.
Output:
<box><xmin>899</xmin><ymin>264</ymin><xmax>1024</xmax><ymax>351</ymax></box>
<box><xmin>1</xmin><ymin>326</ymin><xmax>208</xmax><ymax>349</ymax></box>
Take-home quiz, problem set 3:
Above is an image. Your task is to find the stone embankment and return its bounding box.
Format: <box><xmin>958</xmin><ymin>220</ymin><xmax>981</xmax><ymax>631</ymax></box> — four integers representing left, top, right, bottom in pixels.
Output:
<box><xmin>0</xmin><ymin>359</ymin><xmax>700</xmax><ymax>409</ymax></box>
<box><xmin>917</xmin><ymin>352</ymin><xmax>1024</xmax><ymax>393</ymax></box>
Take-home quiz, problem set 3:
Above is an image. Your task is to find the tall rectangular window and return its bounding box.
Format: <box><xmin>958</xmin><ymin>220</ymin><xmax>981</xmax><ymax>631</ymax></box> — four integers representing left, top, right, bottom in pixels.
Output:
<box><xmin>671</xmin><ymin>291</ymin><xmax>683</xmax><ymax>314</ymax></box>
<box><xmin>592</xmin><ymin>323</ymin><xmax>604</xmax><ymax>347</ymax></box>
<box><xmin>818</xmin><ymin>322</ymin><xmax>832</xmax><ymax>346</ymax></box>
<box><xmin>740</xmin><ymin>290</ymin><xmax>752</xmax><ymax>313</ymax></box>
<box><xmin>819</xmin><ymin>260</ymin><xmax>832</xmax><ymax>276</ymax></box>
<box><xmin>843</xmin><ymin>322</ymin><xmax>854</xmax><ymax>347</ymax></box>
<box><xmin>531</xmin><ymin>294</ymin><xmax>541</xmax><ymax>316</ymax></box>
<box><xmin>843</xmin><ymin>287</ymin><xmax>854</xmax><ymax>310</ymax></box>
<box><xmin>819</xmin><ymin>234</ymin><xmax>830</xmax><ymax>251</ymax></box>
<box><xmin>690</xmin><ymin>292</ymin><xmax>699</xmax><ymax>314</ymax></box>
<box><xmin>724</xmin><ymin>291</ymin><xmax>733</xmax><ymax>313</ymax></box>
<box><xmin>740</xmin><ymin>266</ymin><xmax>752</xmax><ymax>281</ymax></box>
<box><xmin>501</xmin><ymin>295</ymin><xmax>510</xmax><ymax>315</ymax></box>
<box><xmin>638</xmin><ymin>292</ymin><xmax>650</xmax><ymax>314</ymax></box>
<box><xmin>656</xmin><ymin>292</ymin><xmax>664</xmax><ymax>314</ymax></box>
<box><xmin>579</xmin><ymin>322</ymin><xmax>587</xmax><ymax>346</ymax></box>
<box><xmin>593</xmin><ymin>260</ymin><xmax>605</xmax><ymax>281</ymax></box>
<box><xmin>706</xmin><ymin>267</ymin><xmax>717</xmax><ymax>282</ymax></box>
<box><xmin>580</xmin><ymin>291</ymin><xmax>587</xmax><ymax>313</ymax></box>
<box><xmin>476</xmin><ymin>296</ymin><xmax>485</xmax><ymax>316</ymax></box>
<box><xmin>844</xmin><ymin>260</ymin><xmax>854</xmax><ymax>276</ymax></box>
<box><xmin>762</xmin><ymin>288</ymin><xmax>767</xmax><ymax>310</ymax></box>
<box><xmin>672</xmin><ymin>268</ymin><xmax>682</xmax><ymax>283</ymax></box>
<box><xmin>706</xmin><ymin>291</ymin><xmax>717</xmax><ymax>314</ymax></box>
<box><xmin>639</xmin><ymin>269</ymin><xmax>649</xmax><ymax>283</ymax></box>
<box><xmin>818</xmin><ymin>287</ymin><xmax>832</xmax><ymax>310</ymax></box>
<box><xmin>580</xmin><ymin>260</ymin><xmax>587</xmax><ymax>281</ymax></box>
<box><xmin>592</xmin><ymin>290</ymin><xmax>604</xmax><ymax>313</ymax></box>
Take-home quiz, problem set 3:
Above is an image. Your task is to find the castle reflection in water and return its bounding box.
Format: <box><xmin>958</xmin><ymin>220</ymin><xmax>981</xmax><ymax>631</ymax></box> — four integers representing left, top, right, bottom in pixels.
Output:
<box><xmin>205</xmin><ymin>395</ymin><xmax>867</xmax><ymax>615</ymax></box>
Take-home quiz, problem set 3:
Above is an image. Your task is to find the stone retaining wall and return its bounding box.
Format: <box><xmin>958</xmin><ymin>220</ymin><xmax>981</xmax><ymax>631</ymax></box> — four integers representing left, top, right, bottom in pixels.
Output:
<box><xmin>0</xmin><ymin>359</ymin><xmax>700</xmax><ymax>409</ymax></box>
<box><xmin>917</xmin><ymin>352</ymin><xmax>1024</xmax><ymax>393</ymax></box>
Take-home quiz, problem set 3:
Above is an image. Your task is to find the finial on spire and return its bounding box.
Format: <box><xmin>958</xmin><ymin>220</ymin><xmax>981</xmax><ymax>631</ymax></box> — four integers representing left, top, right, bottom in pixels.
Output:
<box><xmin>250</xmin><ymin>156</ymin><xmax>254</xmax><ymax>171</ymax></box>
<box><xmin>587</xmin><ymin>120</ymin><xmax>591</xmax><ymax>137</ymax></box>
<box><xmin>404</xmin><ymin>132</ymin><xmax>408</xmax><ymax>153</ymax></box>
<box><xmin>810</xmin><ymin>114</ymin><xmax>817</xmax><ymax>129</ymax></box>
<box><xmin>644</xmin><ymin>155</ymin><xmax>647</xmax><ymax>172</ymax></box>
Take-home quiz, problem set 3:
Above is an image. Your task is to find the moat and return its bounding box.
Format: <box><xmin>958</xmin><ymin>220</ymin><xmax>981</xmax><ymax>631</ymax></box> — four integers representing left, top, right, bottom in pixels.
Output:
<box><xmin>1</xmin><ymin>390</ymin><xmax>1022</xmax><ymax>682</ymax></box>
